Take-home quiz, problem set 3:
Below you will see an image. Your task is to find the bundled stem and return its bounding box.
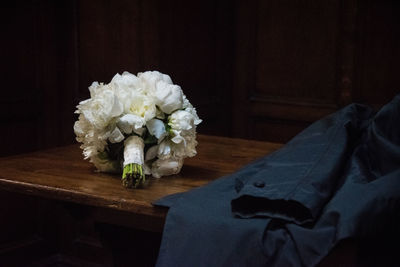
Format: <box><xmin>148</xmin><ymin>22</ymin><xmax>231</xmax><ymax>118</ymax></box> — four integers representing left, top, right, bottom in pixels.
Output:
<box><xmin>122</xmin><ymin>163</ymin><xmax>145</xmax><ymax>188</ymax></box>
<box><xmin>122</xmin><ymin>135</ymin><xmax>145</xmax><ymax>188</ymax></box>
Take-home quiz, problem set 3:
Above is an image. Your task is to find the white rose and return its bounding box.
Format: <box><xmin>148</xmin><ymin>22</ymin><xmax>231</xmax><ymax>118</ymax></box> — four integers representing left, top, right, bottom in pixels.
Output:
<box><xmin>143</xmin><ymin>145</ymin><xmax>159</xmax><ymax>176</ymax></box>
<box><xmin>146</xmin><ymin>118</ymin><xmax>167</xmax><ymax>141</ymax></box>
<box><xmin>158</xmin><ymin>139</ymin><xmax>172</xmax><ymax>159</ymax></box>
<box><xmin>74</xmin><ymin>70</ymin><xmax>201</xmax><ymax>181</ymax></box>
<box><xmin>111</xmin><ymin>72</ymin><xmax>142</xmax><ymax>113</ymax></box>
<box><xmin>151</xmin><ymin>157</ymin><xmax>184</xmax><ymax>178</ymax></box>
<box><xmin>78</xmin><ymin>128</ymin><xmax>109</xmax><ymax>160</ymax></box>
<box><xmin>182</xmin><ymin>94</ymin><xmax>202</xmax><ymax>125</ymax></box>
<box><xmin>137</xmin><ymin>71</ymin><xmax>173</xmax><ymax>94</ymax></box>
<box><xmin>77</xmin><ymin>85</ymin><xmax>123</xmax><ymax>129</ymax></box>
<box><xmin>179</xmin><ymin>132</ymin><xmax>198</xmax><ymax>158</ymax></box>
<box><xmin>111</xmin><ymin>71</ymin><xmax>140</xmax><ymax>89</ymax></box>
<box><xmin>145</xmin><ymin>145</ymin><xmax>159</xmax><ymax>161</ymax></box>
<box><xmin>88</xmin><ymin>81</ymin><xmax>101</xmax><ymax>98</ymax></box>
<box><xmin>169</xmin><ymin>110</ymin><xmax>196</xmax><ymax>131</ymax></box>
<box><xmin>108</xmin><ymin>127</ymin><xmax>124</xmax><ymax>143</ymax></box>
<box><xmin>182</xmin><ymin>93</ymin><xmax>191</xmax><ymax>109</ymax></box>
<box><xmin>117</xmin><ymin>114</ymin><xmax>145</xmax><ymax>135</ymax></box>
<box><xmin>74</xmin><ymin>114</ymin><xmax>90</xmax><ymax>140</ymax></box>
<box><xmin>127</xmin><ymin>92</ymin><xmax>156</xmax><ymax>121</ymax></box>
<box><xmin>155</xmin><ymin>109</ymin><xmax>200</xmax><ymax>160</ymax></box>
<box><xmin>154</xmin><ymin>81</ymin><xmax>183</xmax><ymax>114</ymax></box>
<box><xmin>157</xmin><ymin>131</ymin><xmax>198</xmax><ymax>159</ymax></box>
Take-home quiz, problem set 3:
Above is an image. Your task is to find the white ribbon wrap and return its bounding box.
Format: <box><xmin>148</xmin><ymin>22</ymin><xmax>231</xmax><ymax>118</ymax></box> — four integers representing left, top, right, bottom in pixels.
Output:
<box><xmin>123</xmin><ymin>136</ymin><xmax>144</xmax><ymax>167</ymax></box>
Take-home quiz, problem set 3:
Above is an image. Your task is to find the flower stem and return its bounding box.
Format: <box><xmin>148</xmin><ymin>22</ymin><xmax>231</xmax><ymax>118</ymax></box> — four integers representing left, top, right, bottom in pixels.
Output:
<box><xmin>122</xmin><ymin>163</ymin><xmax>145</xmax><ymax>188</ymax></box>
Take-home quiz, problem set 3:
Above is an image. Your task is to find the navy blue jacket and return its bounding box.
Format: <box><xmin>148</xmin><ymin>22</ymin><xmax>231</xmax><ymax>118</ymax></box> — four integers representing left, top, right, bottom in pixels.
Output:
<box><xmin>154</xmin><ymin>95</ymin><xmax>400</xmax><ymax>267</ymax></box>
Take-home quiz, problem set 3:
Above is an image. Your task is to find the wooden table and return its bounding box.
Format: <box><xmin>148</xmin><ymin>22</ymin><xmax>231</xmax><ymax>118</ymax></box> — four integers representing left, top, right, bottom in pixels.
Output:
<box><xmin>0</xmin><ymin>135</ymin><xmax>361</xmax><ymax>266</ymax></box>
<box><xmin>0</xmin><ymin>135</ymin><xmax>282</xmax><ymax>233</ymax></box>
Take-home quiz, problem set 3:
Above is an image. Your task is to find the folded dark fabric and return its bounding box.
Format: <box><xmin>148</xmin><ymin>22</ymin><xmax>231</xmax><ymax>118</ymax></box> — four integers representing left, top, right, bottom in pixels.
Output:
<box><xmin>231</xmin><ymin>103</ymin><xmax>374</xmax><ymax>225</ymax></box>
<box><xmin>154</xmin><ymin>95</ymin><xmax>400</xmax><ymax>267</ymax></box>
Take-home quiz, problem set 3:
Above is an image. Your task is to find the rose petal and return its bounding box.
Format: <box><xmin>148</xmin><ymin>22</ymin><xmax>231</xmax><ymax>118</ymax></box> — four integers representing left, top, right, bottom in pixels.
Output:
<box><xmin>145</xmin><ymin>145</ymin><xmax>158</xmax><ymax>161</ymax></box>
<box><xmin>154</xmin><ymin>81</ymin><xmax>183</xmax><ymax>114</ymax></box>
<box><xmin>151</xmin><ymin>157</ymin><xmax>183</xmax><ymax>178</ymax></box>
<box><xmin>109</xmin><ymin>127</ymin><xmax>124</xmax><ymax>143</ymax></box>
<box><xmin>158</xmin><ymin>140</ymin><xmax>172</xmax><ymax>159</ymax></box>
<box><xmin>117</xmin><ymin>114</ymin><xmax>145</xmax><ymax>134</ymax></box>
<box><xmin>146</xmin><ymin>118</ymin><xmax>167</xmax><ymax>140</ymax></box>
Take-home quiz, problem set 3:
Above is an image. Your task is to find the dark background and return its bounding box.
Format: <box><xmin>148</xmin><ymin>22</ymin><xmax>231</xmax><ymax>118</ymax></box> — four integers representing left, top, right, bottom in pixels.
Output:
<box><xmin>1</xmin><ymin>0</ymin><xmax>399</xmax><ymax>157</ymax></box>
<box><xmin>0</xmin><ymin>0</ymin><xmax>399</xmax><ymax>266</ymax></box>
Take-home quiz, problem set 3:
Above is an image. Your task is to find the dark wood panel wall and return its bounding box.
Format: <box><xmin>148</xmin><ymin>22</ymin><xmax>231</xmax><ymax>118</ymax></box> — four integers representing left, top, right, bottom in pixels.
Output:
<box><xmin>1</xmin><ymin>0</ymin><xmax>399</xmax><ymax>153</ymax></box>
<box><xmin>234</xmin><ymin>0</ymin><xmax>400</xmax><ymax>141</ymax></box>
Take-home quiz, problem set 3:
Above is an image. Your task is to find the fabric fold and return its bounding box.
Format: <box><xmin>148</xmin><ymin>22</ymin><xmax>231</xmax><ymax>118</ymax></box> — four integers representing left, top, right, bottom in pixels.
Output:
<box><xmin>153</xmin><ymin>95</ymin><xmax>400</xmax><ymax>267</ymax></box>
<box><xmin>231</xmin><ymin>104</ymin><xmax>374</xmax><ymax>225</ymax></box>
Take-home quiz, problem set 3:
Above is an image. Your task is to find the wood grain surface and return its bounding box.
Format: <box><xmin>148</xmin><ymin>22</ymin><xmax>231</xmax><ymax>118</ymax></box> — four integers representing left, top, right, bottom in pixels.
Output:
<box><xmin>0</xmin><ymin>135</ymin><xmax>282</xmax><ymax>221</ymax></box>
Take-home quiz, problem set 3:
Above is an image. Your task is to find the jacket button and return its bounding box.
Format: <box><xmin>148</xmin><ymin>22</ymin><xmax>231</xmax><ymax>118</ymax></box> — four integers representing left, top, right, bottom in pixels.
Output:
<box><xmin>253</xmin><ymin>181</ymin><xmax>265</xmax><ymax>188</ymax></box>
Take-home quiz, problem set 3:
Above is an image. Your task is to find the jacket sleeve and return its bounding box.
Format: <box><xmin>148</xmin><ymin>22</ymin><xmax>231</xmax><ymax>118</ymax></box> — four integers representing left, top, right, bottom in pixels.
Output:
<box><xmin>231</xmin><ymin>103</ymin><xmax>374</xmax><ymax>225</ymax></box>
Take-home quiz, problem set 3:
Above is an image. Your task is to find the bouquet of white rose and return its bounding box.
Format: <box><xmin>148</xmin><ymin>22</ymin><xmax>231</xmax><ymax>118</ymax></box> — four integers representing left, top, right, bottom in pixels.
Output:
<box><xmin>74</xmin><ymin>71</ymin><xmax>201</xmax><ymax>188</ymax></box>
